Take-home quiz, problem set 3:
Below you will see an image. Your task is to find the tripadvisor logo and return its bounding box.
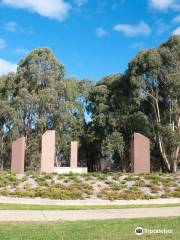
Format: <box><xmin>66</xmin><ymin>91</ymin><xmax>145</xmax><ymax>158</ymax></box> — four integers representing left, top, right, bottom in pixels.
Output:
<box><xmin>135</xmin><ymin>227</ymin><xmax>144</xmax><ymax>236</ymax></box>
<box><xmin>135</xmin><ymin>227</ymin><xmax>173</xmax><ymax>236</ymax></box>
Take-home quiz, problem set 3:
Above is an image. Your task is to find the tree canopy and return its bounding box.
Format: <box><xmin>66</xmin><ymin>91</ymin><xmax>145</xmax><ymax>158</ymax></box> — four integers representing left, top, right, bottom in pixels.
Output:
<box><xmin>127</xmin><ymin>36</ymin><xmax>180</xmax><ymax>172</ymax></box>
<box><xmin>0</xmin><ymin>48</ymin><xmax>85</xmax><ymax>169</ymax></box>
<box><xmin>0</xmin><ymin>36</ymin><xmax>179</xmax><ymax>172</ymax></box>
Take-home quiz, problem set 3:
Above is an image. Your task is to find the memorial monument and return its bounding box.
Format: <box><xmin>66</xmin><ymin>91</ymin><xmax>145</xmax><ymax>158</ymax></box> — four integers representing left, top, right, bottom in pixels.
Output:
<box><xmin>131</xmin><ymin>133</ymin><xmax>150</xmax><ymax>173</ymax></box>
<box><xmin>11</xmin><ymin>137</ymin><xmax>26</xmax><ymax>174</ymax></box>
<box><xmin>70</xmin><ymin>141</ymin><xmax>78</xmax><ymax>167</ymax></box>
<box><xmin>40</xmin><ymin>130</ymin><xmax>55</xmax><ymax>173</ymax></box>
<box><xmin>10</xmin><ymin>130</ymin><xmax>87</xmax><ymax>174</ymax></box>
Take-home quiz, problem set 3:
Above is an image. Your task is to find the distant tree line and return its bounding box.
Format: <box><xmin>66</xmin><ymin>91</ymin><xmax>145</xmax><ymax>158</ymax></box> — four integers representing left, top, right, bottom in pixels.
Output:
<box><xmin>0</xmin><ymin>36</ymin><xmax>179</xmax><ymax>172</ymax></box>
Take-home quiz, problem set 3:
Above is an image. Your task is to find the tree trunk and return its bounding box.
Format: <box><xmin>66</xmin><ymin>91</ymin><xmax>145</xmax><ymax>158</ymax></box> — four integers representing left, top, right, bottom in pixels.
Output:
<box><xmin>147</xmin><ymin>91</ymin><xmax>175</xmax><ymax>172</ymax></box>
<box><xmin>158</xmin><ymin>134</ymin><xmax>171</xmax><ymax>172</ymax></box>
<box><xmin>172</xmin><ymin>161</ymin><xmax>177</xmax><ymax>173</ymax></box>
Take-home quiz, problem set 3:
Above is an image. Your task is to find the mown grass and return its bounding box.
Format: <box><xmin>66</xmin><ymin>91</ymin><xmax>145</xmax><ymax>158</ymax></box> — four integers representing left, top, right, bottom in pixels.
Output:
<box><xmin>0</xmin><ymin>217</ymin><xmax>179</xmax><ymax>240</ymax></box>
<box><xmin>0</xmin><ymin>203</ymin><xmax>179</xmax><ymax>210</ymax></box>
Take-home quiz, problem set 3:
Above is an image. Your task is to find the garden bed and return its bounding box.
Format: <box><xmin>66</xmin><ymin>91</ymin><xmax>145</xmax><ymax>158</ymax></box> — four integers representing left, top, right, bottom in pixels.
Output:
<box><xmin>0</xmin><ymin>171</ymin><xmax>179</xmax><ymax>200</ymax></box>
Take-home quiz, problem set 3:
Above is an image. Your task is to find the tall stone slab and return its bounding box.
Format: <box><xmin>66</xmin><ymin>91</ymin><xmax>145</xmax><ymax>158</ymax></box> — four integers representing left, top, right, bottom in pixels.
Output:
<box><xmin>70</xmin><ymin>141</ymin><xmax>78</xmax><ymax>167</ymax></box>
<box><xmin>131</xmin><ymin>133</ymin><xmax>150</xmax><ymax>173</ymax></box>
<box><xmin>11</xmin><ymin>137</ymin><xmax>26</xmax><ymax>173</ymax></box>
<box><xmin>40</xmin><ymin>130</ymin><xmax>55</xmax><ymax>173</ymax></box>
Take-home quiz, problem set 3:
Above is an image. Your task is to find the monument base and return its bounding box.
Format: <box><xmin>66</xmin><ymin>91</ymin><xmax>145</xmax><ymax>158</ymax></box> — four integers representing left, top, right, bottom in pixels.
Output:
<box><xmin>54</xmin><ymin>167</ymin><xmax>87</xmax><ymax>174</ymax></box>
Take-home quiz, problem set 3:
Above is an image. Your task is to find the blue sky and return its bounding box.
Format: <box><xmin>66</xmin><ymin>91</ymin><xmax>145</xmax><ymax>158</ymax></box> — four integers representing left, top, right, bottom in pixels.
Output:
<box><xmin>0</xmin><ymin>0</ymin><xmax>180</xmax><ymax>81</ymax></box>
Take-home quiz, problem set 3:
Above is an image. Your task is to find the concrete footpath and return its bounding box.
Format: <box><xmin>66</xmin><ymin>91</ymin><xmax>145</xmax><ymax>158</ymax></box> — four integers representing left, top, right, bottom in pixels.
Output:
<box><xmin>0</xmin><ymin>207</ymin><xmax>180</xmax><ymax>222</ymax></box>
<box><xmin>0</xmin><ymin>196</ymin><xmax>180</xmax><ymax>206</ymax></box>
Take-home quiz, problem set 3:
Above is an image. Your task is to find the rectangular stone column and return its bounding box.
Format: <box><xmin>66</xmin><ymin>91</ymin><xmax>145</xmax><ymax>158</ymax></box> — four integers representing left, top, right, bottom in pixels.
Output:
<box><xmin>70</xmin><ymin>141</ymin><xmax>78</xmax><ymax>167</ymax></box>
<box><xmin>40</xmin><ymin>130</ymin><xmax>55</xmax><ymax>173</ymax></box>
<box><xmin>131</xmin><ymin>133</ymin><xmax>150</xmax><ymax>173</ymax></box>
<box><xmin>11</xmin><ymin>137</ymin><xmax>26</xmax><ymax>174</ymax></box>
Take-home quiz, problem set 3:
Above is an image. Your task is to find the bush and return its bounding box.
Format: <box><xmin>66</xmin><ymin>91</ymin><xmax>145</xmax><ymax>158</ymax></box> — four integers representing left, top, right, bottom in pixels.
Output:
<box><xmin>97</xmin><ymin>187</ymin><xmax>152</xmax><ymax>201</ymax></box>
<box><xmin>0</xmin><ymin>171</ymin><xmax>19</xmax><ymax>187</ymax></box>
<box><xmin>0</xmin><ymin>172</ymin><xmax>179</xmax><ymax>200</ymax></box>
<box><xmin>36</xmin><ymin>177</ymin><xmax>49</xmax><ymax>187</ymax></box>
<box><xmin>134</xmin><ymin>180</ymin><xmax>146</xmax><ymax>187</ymax></box>
<box><xmin>34</xmin><ymin>185</ymin><xmax>84</xmax><ymax>200</ymax></box>
<box><xmin>108</xmin><ymin>183</ymin><xmax>126</xmax><ymax>191</ymax></box>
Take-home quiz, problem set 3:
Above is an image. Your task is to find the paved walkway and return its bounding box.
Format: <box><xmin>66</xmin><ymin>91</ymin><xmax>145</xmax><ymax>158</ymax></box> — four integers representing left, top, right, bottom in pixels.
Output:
<box><xmin>0</xmin><ymin>196</ymin><xmax>180</xmax><ymax>206</ymax></box>
<box><xmin>0</xmin><ymin>207</ymin><xmax>180</xmax><ymax>221</ymax></box>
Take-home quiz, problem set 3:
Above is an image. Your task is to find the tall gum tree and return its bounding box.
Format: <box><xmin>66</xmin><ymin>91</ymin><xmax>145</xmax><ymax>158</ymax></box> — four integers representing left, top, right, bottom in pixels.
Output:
<box><xmin>85</xmin><ymin>74</ymin><xmax>151</xmax><ymax>171</ymax></box>
<box><xmin>0</xmin><ymin>48</ymin><xmax>84</xmax><ymax>168</ymax></box>
<box><xmin>127</xmin><ymin>36</ymin><xmax>180</xmax><ymax>172</ymax></box>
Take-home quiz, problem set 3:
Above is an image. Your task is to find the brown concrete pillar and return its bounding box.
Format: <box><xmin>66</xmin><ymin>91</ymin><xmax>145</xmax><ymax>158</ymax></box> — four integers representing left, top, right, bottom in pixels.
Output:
<box><xmin>11</xmin><ymin>137</ymin><xmax>26</xmax><ymax>174</ymax></box>
<box><xmin>70</xmin><ymin>141</ymin><xmax>78</xmax><ymax>167</ymax></box>
<box><xmin>40</xmin><ymin>130</ymin><xmax>55</xmax><ymax>173</ymax></box>
<box><xmin>131</xmin><ymin>133</ymin><xmax>150</xmax><ymax>173</ymax></box>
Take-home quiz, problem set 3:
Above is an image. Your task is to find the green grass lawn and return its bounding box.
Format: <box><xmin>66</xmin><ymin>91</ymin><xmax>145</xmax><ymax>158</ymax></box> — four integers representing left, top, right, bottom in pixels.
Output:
<box><xmin>0</xmin><ymin>217</ymin><xmax>179</xmax><ymax>240</ymax></box>
<box><xmin>0</xmin><ymin>203</ymin><xmax>180</xmax><ymax>210</ymax></box>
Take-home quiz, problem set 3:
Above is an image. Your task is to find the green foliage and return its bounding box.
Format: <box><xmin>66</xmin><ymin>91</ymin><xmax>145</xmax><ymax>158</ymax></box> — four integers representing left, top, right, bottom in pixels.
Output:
<box><xmin>0</xmin><ymin>171</ymin><xmax>19</xmax><ymax>187</ymax></box>
<box><xmin>81</xmin><ymin>36</ymin><xmax>179</xmax><ymax>172</ymax></box>
<box><xmin>127</xmin><ymin>35</ymin><xmax>180</xmax><ymax>172</ymax></box>
<box><xmin>84</xmin><ymin>71</ymin><xmax>152</xmax><ymax>171</ymax></box>
<box><xmin>0</xmin><ymin>48</ymin><xmax>85</xmax><ymax>168</ymax></box>
<box><xmin>97</xmin><ymin>187</ymin><xmax>152</xmax><ymax>200</ymax></box>
<box><xmin>134</xmin><ymin>180</ymin><xmax>146</xmax><ymax>187</ymax></box>
<box><xmin>0</xmin><ymin>36</ymin><xmax>179</xmax><ymax>173</ymax></box>
<box><xmin>0</xmin><ymin>172</ymin><xmax>179</xmax><ymax>200</ymax></box>
<box><xmin>102</xmin><ymin>131</ymin><xmax>125</xmax><ymax>160</ymax></box>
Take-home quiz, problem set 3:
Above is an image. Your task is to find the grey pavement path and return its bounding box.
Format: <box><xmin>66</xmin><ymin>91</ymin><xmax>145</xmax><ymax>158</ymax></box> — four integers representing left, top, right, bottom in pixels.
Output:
<box><xmin>0</xmin><ymin>207</ymin><xmax>180</xmax><ymax>221</ymax></box>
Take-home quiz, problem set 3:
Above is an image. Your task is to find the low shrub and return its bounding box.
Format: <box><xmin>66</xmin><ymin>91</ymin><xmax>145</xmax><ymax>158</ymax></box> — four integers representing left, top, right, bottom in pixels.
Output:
<box><xmin>160</xmin><ymin>178</ymin><xmax>174</xmax><ymax>187</ymax></box>
<box><xmin>41</xmin><ymin>172</ymin><xmax>54</xmax><ymax>180</ymax></box>
<box><xmin>21</xmin><ymin>176</ymin><xmax>28</xmax><ymax>182</ymax></box>
<box><xmin>97</xmin><ymin>187</ymin><xmax>151</xmax><ymax>201</ymax></box>
<box><xmin>146</xmin><ymin>182</ymin><xmax>161</xmax><ymax>193</ymax></box>
<box><xmin>162</xmin><ymin>191</ymin><xmax>180</xmax><ymax>198</ymax></box>
<box><xmin>0</xmin><ymin>187</ymin><xmax>9</xmax><ymax>196</ymax></box>
<box><xmin>0</xmin><ymin>172</ymin><xmax>179</xmax><ymax>200</ymax></box>
<box><xmin>90</xmin><ymin>173</ymin><xmax>108</xmax><ymax>181</ymax></box>
<box><xmin>143</xmin><ymin>174</ymin><xmax>161</xmax><ymax>181</ymax></box>
<box><xmin>124</xmin><ymin>175</ymin><xmax>142</xmax><ymax>181</ymax></box>
<box><xmin>134</xmin><ymin>180</ymin><xmax>146</xmax><ymax>187</ymax></box>
<box><xmin>108</xmin><ymin>183</ymin><xmax>126</xmax><ymax>191</ymax></box>
<box><xmin>36</xmin><ymin>177</ymin><xmax>49</xmax><ymax>187</ymax></box>
<box><xmin>0</xmin><ymin>172</ymin><xmax>19</xmax><ymax>187</ymax></box>
<box><xmin>111</xmin><ymin>174</ymin><xmax>120</xmax><ymax>181</ymax></box>
<box><xmin>26</xmin><ymin>170</ymin><xmax>39</xmax><ymax>179</ymax></box>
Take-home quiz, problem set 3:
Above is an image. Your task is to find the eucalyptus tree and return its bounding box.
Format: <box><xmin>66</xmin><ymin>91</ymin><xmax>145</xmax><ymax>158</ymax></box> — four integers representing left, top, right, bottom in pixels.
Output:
<box><xmin>127</xmin><ymin>35</ymin><xmax>180</xmax><ymax>172</ymax></box>
<box><xmin>85</xmin><ymin>74</ymin><xmax>151</xmax><ymax>171</ymax></box>
<box><xmin>0</xmin><ymin>48</ymin><xmax>84</xmax><ymax>168</ymax></box>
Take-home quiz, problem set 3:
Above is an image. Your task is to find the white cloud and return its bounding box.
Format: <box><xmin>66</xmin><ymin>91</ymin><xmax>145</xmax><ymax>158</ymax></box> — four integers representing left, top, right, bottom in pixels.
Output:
<box><xmin>172</xmin><ymin>15</ymin><xmax>180</xmax><ymax>23</ymax></box>
<box><xmin>74</xmin><ymin>0</ymin><xmax>88</xmax><ymax>7</ymax></box>
<box><xmin>5</xmin><ymin>21</ymin><xmax>18</xmax><ymax>31</ymax></box>
<box><xmin>149</xmin><ymin>0</ymin><xmax>179</xmax><ymax>10</ymax></box>
<box><xmin>173</xmin><ymin>26</ymin><xmax>180</xmax><ymax>34</ymax></box>
<box><xmin>113</xmin><ymin>21</ymin><xmax>151</xmax><ymax>36</ymax></box>
<box><xmin>2</xmin><ymin>0</ymin><xmax>71</xmax><ymax>21</ymax></box>
<box><xmin>96</xmin><ymin>27</ymin><xmax>108</xmax><ymax>37</ymax></box>
<box><xmin>0</xmin><ymin>38</ymin><xmax>7</xmax><ymax>49</ymax></box>
<box><xmin>0</xmin><ymin>58</ymin><xmax>17</xmax><ymax>75</ymax></box>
